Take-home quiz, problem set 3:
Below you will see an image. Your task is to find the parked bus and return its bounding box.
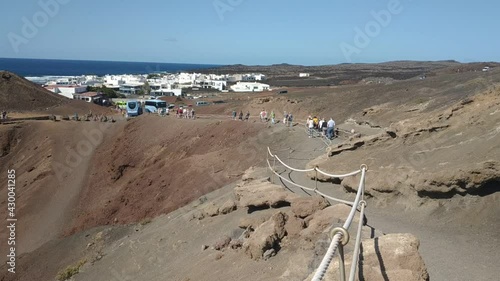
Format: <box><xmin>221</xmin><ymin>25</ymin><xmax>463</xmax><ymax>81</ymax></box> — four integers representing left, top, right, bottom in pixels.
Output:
<box><xmin>126</xmin><ymin>100</ymin><xmax>143</xmax><ymax>117</ymax></box>
<box><xmin>144</xmin><ymin>99</ymin><xmax>168</xmax><ymax>113</ymax></box>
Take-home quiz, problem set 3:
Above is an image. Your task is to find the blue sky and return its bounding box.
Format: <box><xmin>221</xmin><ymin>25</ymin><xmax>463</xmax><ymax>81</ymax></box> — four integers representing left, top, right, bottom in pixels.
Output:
<box><xmin>1</xmin><ymin>0</ymin><xmax>499</xmax><ymax>65</ymax></box>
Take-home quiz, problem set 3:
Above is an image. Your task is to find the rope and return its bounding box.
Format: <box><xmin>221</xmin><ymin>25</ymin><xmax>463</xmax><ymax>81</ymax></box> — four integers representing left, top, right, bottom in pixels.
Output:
<box><xmin>348</xmin><ymin>200</ymin><xmax>366</xmax><ymax>281</ymax></box>
<box><xmin>274</xmin><ymin>155</ymin><xmax>316</xmax><ymax>172</ymax></box>
<box><xmin>268</xmin><ymin>147</ymin><xmax>362</xmax><ymax>177</ymax></box>
<box><xmin>311</xmin><ymin>168</ymin><xmax>366</xmax><ymax>281</ymax></box>
<box><xmin>267</xmin><ymin>159</ymin><xmax>355</xmax><ymax>205</ymax></box>
<box><xmin>343</xmin><ymin>168</ymin><xmax>366</xmax><ymax>229</ymax></box>
<box><xmin>316</xmin><ymin>168</ymin><xmax>362</xmax><ymax>179</ymax></box>
<box><xmin>266</xmin><ymin>147</ymin><xmax>368</xmax><ymax>281</ymax></box>
<box><xmin>312</xmin><ymin>233</ymin><xmax>343</xmax><ymax>281</ymax></box>
<box><xmin>271</xmin><ymin>164</ymin><xmax>349</xmax><ymax>205</ymax></box>
<box><xmin>267</xmin><ymin>146</ymin><xmax>275</xmax><ymax>158</ymax></box>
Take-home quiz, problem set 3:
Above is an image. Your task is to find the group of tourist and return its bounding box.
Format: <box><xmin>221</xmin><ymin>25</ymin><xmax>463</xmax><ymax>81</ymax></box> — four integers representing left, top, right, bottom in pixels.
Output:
<box><xmin>81</xmin><ymin>111</ymin><xmax>115</xmax><ymax>122</ymax></box>
<box><xmin>176</xmin><ymin>107</ymin><xmax>196</xmax><ymax>119</ymax></box>
<box><xmin>232</xmin><ymin>110</ymin><xmax>251</xmax><ymax>121</ymax></box>
<box><xmin>306</xmin><ymin>116</ymin><xmax>336</xmax><ymax>139</ymax></box>
<box><xmin>231</xmin><ymin>109</ymin><xmax>294</xmax><ymax>125</ymax></box>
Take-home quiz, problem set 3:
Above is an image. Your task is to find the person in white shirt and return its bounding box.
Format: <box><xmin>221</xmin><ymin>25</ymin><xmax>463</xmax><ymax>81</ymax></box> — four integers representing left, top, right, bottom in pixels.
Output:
<box><xmin>307</xmin><ymin>117</ymin><xmax>314</xmax><ymax>138</ymax></box>
<box><xmin>327</xmin><ymin>118</ymin><xmax>335</xmax><ymax>139</ymax></box>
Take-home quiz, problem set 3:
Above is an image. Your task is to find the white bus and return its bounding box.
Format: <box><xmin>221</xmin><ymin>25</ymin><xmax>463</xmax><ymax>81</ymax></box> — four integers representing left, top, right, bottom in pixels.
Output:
<box><xmin>144</xmin><ymin>99</ymin><xmax>168</xmax><ymax>113</ymax></box>
<box><xmin>126</xmin><ymin>100</ymin><xmax>143</xmax><ymax>117</ymax></box>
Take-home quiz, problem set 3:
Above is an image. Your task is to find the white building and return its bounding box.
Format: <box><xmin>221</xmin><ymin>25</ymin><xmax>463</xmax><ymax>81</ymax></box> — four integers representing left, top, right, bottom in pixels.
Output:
<box><xmin>73</xmin><ymin>92</ymin><xmax>104</xmax><ymax>103</ymax></box>
<box><xmin>242</xmin><ymin>73</ymin><xmax>266</xmax><ymax>81</ymax></box>
<box><xmin>230</xmin><ymin>82</ymin><xmax>270</xmax><ymax>92</ymax></box>
<box><xmin>45</xmin><ymin>85</ymin><xmax>87</xmax><ymax>99</ymax></box>
<box><xmin>195</xmin><ymin>80</ymin><xmax>227</xmax><ymax>91</ymax></box>
<box><xmin>150</xmin><ymin>83</ymin><xmax>182</xmax><ymax>96</ymax></box>
<box><xmin>119</xmin><ymin>83</ymin><xmax>144</xmax><ymax>95</ymax></box>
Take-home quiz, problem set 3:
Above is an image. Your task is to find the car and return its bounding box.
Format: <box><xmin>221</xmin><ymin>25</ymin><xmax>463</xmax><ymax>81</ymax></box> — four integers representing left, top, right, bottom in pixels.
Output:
<box><xmin>278</xmin><ymin>90</ymin><xmax>288</xmax><ymax>94</ymax></box>
<box><xmin>212</xmin><ymin>100</ymin><xmax>225</xmax><ymax>104</ymax></box>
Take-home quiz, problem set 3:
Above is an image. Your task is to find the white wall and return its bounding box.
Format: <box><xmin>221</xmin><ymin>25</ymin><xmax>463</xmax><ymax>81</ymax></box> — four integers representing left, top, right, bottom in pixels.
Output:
<box><xmin>230</xmin><ymin>82</ymin><xmax>270</xmax><ymax>92</ymax></box>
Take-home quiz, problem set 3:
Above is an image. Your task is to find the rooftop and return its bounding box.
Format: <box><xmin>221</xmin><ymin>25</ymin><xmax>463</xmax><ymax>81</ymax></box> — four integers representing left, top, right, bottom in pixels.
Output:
<box><xmin>74</xmin><ymin>91</ymin><xmax>103</xmax><ymax>97</ymax></box>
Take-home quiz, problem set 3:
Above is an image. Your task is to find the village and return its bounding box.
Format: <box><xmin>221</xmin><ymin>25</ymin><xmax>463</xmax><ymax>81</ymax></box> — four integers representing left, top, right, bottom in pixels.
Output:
<box><xmin>28</xmin><ymin>72</ymin><xmax>276</xmax><ymax>106</ymax></box>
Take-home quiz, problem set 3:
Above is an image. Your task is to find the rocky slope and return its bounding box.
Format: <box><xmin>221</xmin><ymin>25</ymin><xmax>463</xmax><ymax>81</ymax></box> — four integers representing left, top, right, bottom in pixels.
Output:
<box><xmin>307</xmin><ymin>83</ymin><xmax>500</xmax><ymax>205</ymax></box>
<box><xmin>0</xmin><ymin>168</ymin><xmax>429</xmax><ymax>281</ymax></box>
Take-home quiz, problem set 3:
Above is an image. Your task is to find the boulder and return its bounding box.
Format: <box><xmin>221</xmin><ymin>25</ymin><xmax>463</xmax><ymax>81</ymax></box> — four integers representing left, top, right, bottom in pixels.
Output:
<box><xmin>203</xmin><ymin>202</ymin><xmax>220</xmax><ymax>217</ymax></box>
<box><xmin>213</xmin><ymin>236</ymin><xmax>232</xmax><ymax>251</ymax></box>
<box><xmin>219</xmin><ymin>199</ymin><xmax>237</xmax><ymax>215</ymax></box>
<box><xmin>283</xmin><ymin>210</ymin><xmax>305</xmax><ymax>238</ymax></box>
<box><xmin>263</xmin><ymin>249</ymin><xmax>276</xmax><ymax>260</ymax></box>
<box><xmin>241</xmin><ymin>166</ymin><xmax>269</xmax><ymax>182</ymax></box>
<box><xmin>301</xmin><ymin>204</ymin><xmax>355</xmax><ymax>238</ymax></box>
<box><xmin>243</xmin><ymin>212</ymin><xmax>288</xmax><ymax>260</ymax></box>
<box><xmin>320</xmin><ymin>233</ymin><xmax>429</xmax><ymax>281</ymax></box>
<box><xmin>234</xmin><ymin>181</ymin><xmax>298</xmax><ymax>210</ymax></box>
<box><xmin>290</xmin><ymin>196</ymin><xmax>330</xmax><ymax>218</ymax></box>
<box><xmin>229</xmin><ymin>239</ymin><xmax>243</xmax><ymax>250</ymax></box>
<box><xmin>239</xmin><ymin>213</ymin><xmax>272</xmax><ymax>230</ymax></box>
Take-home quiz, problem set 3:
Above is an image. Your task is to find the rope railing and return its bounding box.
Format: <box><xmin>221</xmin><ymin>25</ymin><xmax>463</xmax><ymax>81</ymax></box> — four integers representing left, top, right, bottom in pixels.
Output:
<box><xmin>266</xmin><ymin>147</ymin><xmax>368</xmax><ymax>281</ymax></box>
<box><xmin>312</xmin><ymin>168</ymin><xmax>366</xmax><ymax>281</ymax></box>
<box><xmin>268</xmin><ymin>147</ymin><xmax>362</xmax><ymax>178</ymax></box>
<box><xmin>266</xmin><ymin>159</ymin><xmax>355</xmax><ymax>206</ymax></box>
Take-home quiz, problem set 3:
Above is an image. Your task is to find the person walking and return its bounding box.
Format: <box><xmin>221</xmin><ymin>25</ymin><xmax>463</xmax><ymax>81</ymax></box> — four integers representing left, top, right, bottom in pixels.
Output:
<box><xmin>327</xmin><ymin>118</ymin><xmax>336</xmax><ymax>139</ymax></box>
<box><xmin>232</xmin><ymin>110</ymin><xmax>237</xmax><ymax>120</ymax></box>
<box><xmin>307</xmin><ymin>117</ymin><xmax>314</xmax><ymax>138</ymax></box>
<box><xmin>287</xmin><ymin>113</ymin><xmax>293</xmax><ymax>127</ymax></box>
<box><xmin>239</xmin><ymin>111</ymin><xmax>244</xmax><ymax>120</ymax></box>
<box><xmin>321</xmin><ymin>118</ymin><xmax>327</xmax><ymax>136</ymax></box>
<box><xmin>283</xmin><ymin>111</ymin><xmax>288</xmax><ymax>126</ymax></box>
<box><xmin>245</xmin><ymin>111</ymin><xmax>250</xmax><ymax>121</ymax></box>
<box><xmin>271</xmin><ymin>110</ymin><xmax>276</xmax><ymax>124</ymax></box>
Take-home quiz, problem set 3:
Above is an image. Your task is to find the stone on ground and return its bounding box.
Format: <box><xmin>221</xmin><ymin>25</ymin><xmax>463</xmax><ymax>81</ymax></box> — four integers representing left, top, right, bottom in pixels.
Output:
<box><xmin>243</xmin><ymin>211</ymin><xmax>288</xmax><ymax>260</ymax></box>
<box><xmin>291</xmin><ymin>196</ymin><xmax>330</xmax><ymax>218</ymax></box>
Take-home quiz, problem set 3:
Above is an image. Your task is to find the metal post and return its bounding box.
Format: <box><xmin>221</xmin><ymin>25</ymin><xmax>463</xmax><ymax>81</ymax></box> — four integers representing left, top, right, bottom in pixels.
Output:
<box><xmin>272</xmin><ymin>157</ymin><xmax>276</xmax><ymax>184</ymax></box>
<box><xmin>315</xmin><ymin>167</ymin><xmax>318</xmax><ymax>192</ymax></box>
<box><xmin>338</xmin><ymin>244</ymin><xmax>346</xmax><ymax>281</ymax></box>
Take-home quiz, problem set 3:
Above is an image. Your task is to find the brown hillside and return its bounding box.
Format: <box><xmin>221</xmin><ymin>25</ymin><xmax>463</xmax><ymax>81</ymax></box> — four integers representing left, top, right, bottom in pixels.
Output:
<box><xmin>0</xmin><ymin>71</ymin><xmax>67</xmax><ymax>111</ymax></box>
<box><xmin>67</xmin><ymin>116</ymin><xmax>277</xmax><ymax>235</ymax></box>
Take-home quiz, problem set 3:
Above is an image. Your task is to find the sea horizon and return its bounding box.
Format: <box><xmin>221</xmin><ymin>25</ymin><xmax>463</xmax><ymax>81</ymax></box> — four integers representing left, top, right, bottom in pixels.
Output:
<box><xmin>0</xmin><ymin>57</ymin><xmax>222</xmax><ymax>77</ymax></box>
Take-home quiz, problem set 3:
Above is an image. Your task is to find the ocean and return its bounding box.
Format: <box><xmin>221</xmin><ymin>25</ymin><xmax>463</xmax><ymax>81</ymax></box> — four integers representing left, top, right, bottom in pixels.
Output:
<box><xmin>0</xmin><ymin>58</ymin><xmax>220</xmax><ymax>78</ymax></box>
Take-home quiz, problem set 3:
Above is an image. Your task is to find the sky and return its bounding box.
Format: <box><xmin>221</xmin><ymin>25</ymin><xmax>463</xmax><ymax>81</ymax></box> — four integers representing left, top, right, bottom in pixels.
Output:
<box><xmin>0</xmin><ymin>0</ymin><xmax>499</xmax><ymax>65</ymax></box>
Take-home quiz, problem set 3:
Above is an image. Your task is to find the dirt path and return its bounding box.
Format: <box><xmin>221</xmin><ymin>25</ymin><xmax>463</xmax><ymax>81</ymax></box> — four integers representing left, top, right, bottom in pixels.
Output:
<box><xmin>267</xmin><ymin>123</ymin><xmax>500</xmax><ymax>281</ymax></box>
